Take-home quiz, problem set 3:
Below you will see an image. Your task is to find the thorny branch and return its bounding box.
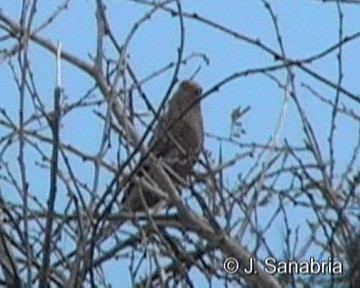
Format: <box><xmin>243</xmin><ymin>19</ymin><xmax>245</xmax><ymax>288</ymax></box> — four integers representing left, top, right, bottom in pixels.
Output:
<box><xmin>0</xmin><ymin>0</ymin><xmax>359</xmax><ymax>287</ymax></box>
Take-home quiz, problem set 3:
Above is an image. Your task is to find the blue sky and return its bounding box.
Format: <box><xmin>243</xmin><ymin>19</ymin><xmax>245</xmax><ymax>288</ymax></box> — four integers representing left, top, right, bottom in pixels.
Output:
<box><xmin>1</xmin><ymin>0</ymin><xmax>360</xmax><ymax>286</ymax></box>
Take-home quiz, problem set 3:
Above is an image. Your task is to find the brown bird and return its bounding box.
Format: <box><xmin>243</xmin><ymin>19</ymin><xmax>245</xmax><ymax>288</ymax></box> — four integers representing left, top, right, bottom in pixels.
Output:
<box><xmin>122</xmin><ymin>80</ymin><xmax>204</xmax><ymax>212</ymax></box>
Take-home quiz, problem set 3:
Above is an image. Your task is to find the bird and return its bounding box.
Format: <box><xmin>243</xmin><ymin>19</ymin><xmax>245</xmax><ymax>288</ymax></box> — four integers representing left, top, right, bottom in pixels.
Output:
<box><xmin>121</xmin><ymin>80</ymin><xmax>204</xmax><ymax>212</ymax></box>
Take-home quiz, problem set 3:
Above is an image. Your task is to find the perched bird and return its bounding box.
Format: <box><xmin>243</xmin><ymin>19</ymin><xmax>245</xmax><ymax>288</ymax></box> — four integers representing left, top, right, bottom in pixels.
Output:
<box><xmin>122</xmin><ymin>80</ymin><xmax>204</xmax><ymax>212</ymax></box>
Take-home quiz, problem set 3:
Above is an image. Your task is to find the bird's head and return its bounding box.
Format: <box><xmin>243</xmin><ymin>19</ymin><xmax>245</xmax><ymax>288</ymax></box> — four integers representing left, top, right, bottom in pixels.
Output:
<box><xmin>176</xmin><ymin>80</ymin><xmax>203</xmax><ymax>112</ymax></box>
<box><xmin>179</xmin><ymin>80</ymin><xmax>203</xmax><ymax>99</ymax></box>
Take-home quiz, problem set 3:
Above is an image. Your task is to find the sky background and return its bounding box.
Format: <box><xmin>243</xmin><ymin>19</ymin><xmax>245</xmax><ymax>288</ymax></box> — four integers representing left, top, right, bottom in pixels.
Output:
<box><xmin>1</xmin><ymin>0</ymin><xmax>360</xmax><ymax>286</ymax></box>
